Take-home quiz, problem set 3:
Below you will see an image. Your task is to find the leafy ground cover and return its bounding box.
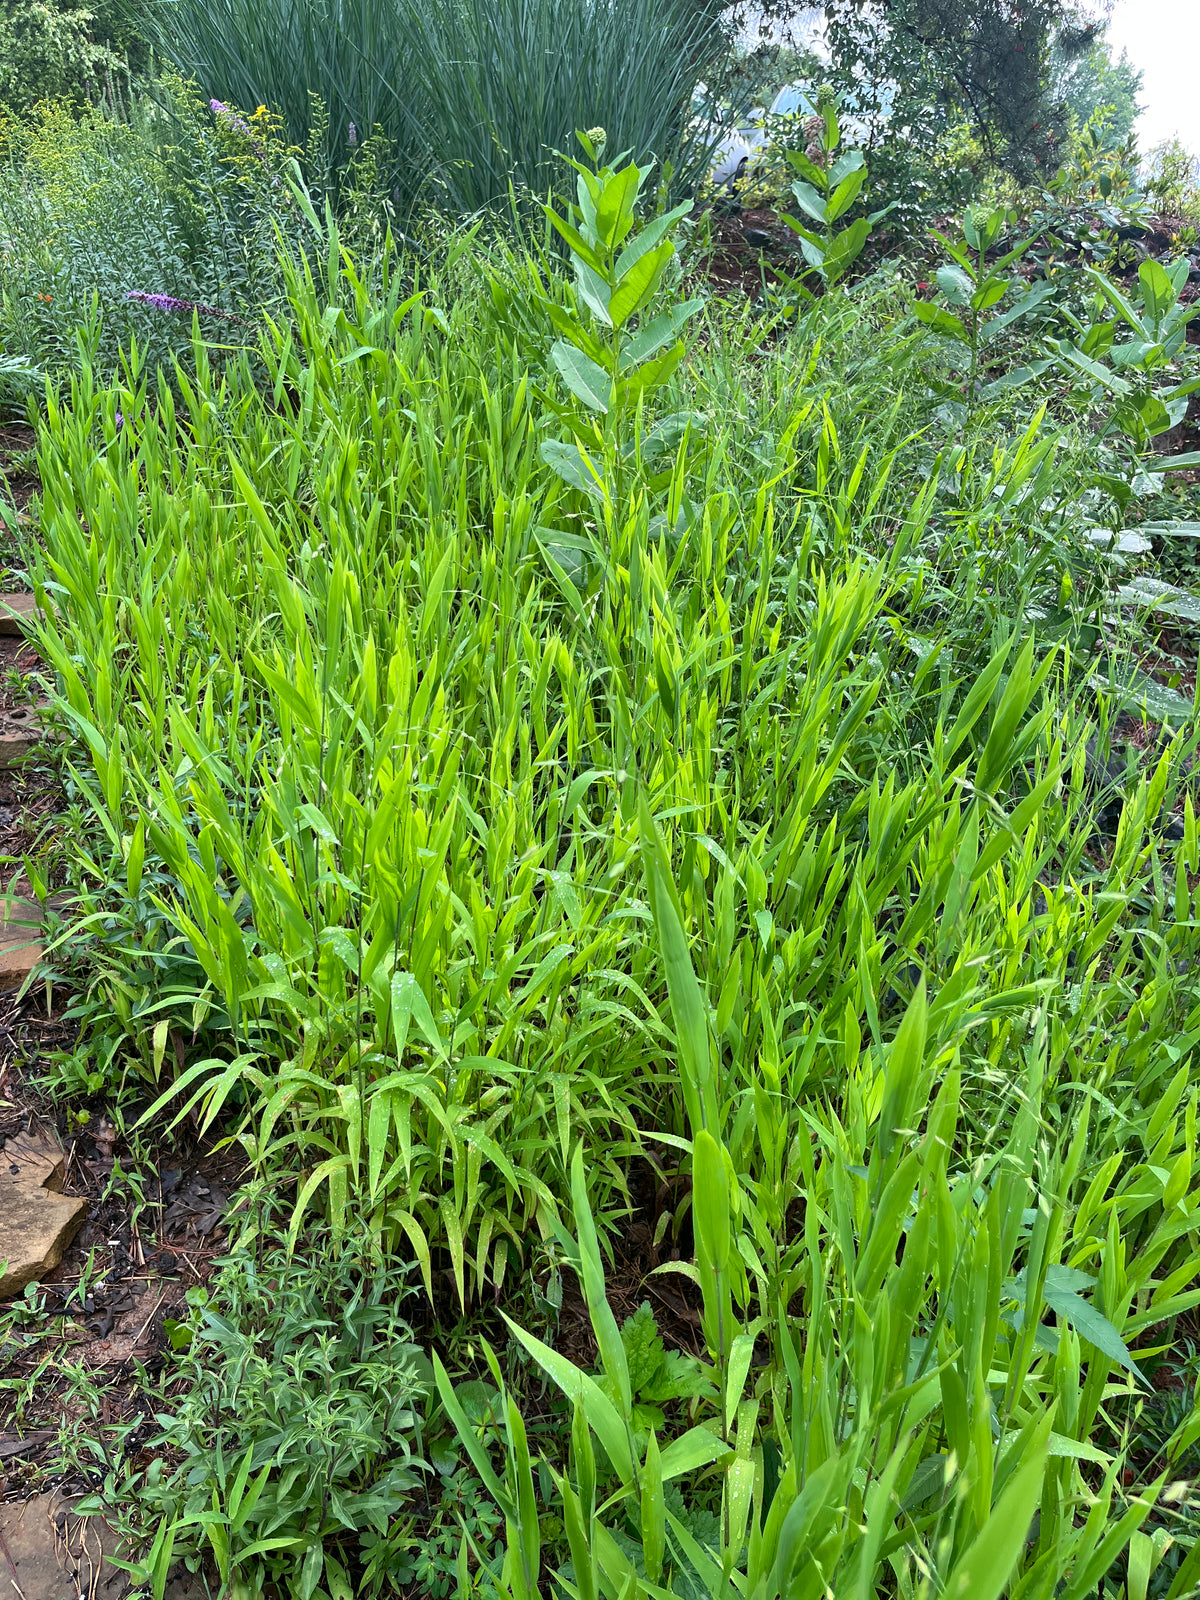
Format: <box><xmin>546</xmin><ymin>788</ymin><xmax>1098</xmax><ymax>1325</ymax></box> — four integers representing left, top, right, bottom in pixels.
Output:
<box><xmin>4</xmin><ymin>95</ymin><xmax>1200</xmax><ymax>1600</ymax></box>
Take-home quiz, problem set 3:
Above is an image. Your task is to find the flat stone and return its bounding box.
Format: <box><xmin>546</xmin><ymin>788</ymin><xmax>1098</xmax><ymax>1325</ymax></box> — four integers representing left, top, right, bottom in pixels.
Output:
<box><xmin>0</xmin><ymin>592</ymin><xmax>39</xmax><ymax>635</ymax></box>
<box><xmin>0</xmin><ymin>894</ymin><xmax>42</xmax><ymax>990</ymax></box>
<box><xmin>0</xmin><ymin>1493</ymin><xmax>200</xmax><ymax>1598</ymax></box>
<box><xmin>0</xmin><ymin>1130</ymin><xmax>86</xmax><ymax>1299</ymax></box>
<box><xmin>2</xmin><ymin>1130</ymin><xmax>62</xmax><ymax>1188</ymax></box>
<box><xmin>0</xmin><ymin>705</ymin><xmax>49</xmax><ymax>769</ymax></box>
<box><xmin>0</xmin><ymin>1494</ymin><xmax>128</xmax><ymax>1599</ymax></box>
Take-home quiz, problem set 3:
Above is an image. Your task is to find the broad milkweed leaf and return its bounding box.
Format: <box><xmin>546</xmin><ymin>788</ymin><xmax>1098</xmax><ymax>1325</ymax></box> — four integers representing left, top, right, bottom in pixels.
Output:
<box><xmin>785</xmin><ymin>148</ymin><xmax>826</xmax><ymax>185</ymax></box>
<box><xmin>1118</xmin><ymin>578</ymin><xmax>1200</xmax><ymax>623</ymax></box>
<box><xmin>1053</xmin><ymin>338</ymin><xmax>1132</xmax><ymax>394</ymax></box>
<box><xmin>828</xmin><ymin>148</ymin><xmax>865</xmax><ymax>185</ymax></box>
<box><xmin>609</xmin><ymin>239</ymin><xmax>674</xmax><ymax>326</ymax></box>
<box><xmin>574</xmin><ymin>260</ymin><xmax>613</xmax><ymax>324</ymax></box>
<box><xmin>979</xmin><ymin>359</ymin><xmax>1052</xmax><ymax>397</ymax></box>
<box><xmin>540</xmin><ymin>439</ymin><xmax>608</xmax><ymax>501</ymax></box>
<box><xmin>551</xmin><ymin>342</ymin><xmax>610</xmax><ymax>413</ymax></box>
<box><xmin>535</xmin><ymin>533</ymin><xmax>589</xmax><ymax>625</ymax></box>
<box><xmin>788</xmin><ymin>180</ymin><xmax>827</xmax><ymax>224</ymax></box>
<box><xmin>936</xmin><ymin>264</ymin><xmax>974</xmax><ymax>305</ymax></box>
<box><xmin>970</xmin><ymin>276</ymin><xmax>1008</xmax><ymax>313</ymax></box>
<box><xmin>544</xmin><ymin>208</ymin><xmax>606</xmax><ymax>276</ymax></box>
<box><xmin>914</xmin><ymin>302</ymin><xmax>970</xmax><ymax>343</ymax></box>
<box><xmin>822</xmin><ymin>216</ymin><xmax>870</xmax><ymax>278</ymax></box>
<box><xmin>624</xmin><ymin>301</ymin><xmax>703</xmax><ymax>366</ymax></box>
<box><xmin>1093</xmin><ymin>662</ymin><xmax>1194</xmax><ymax>726</ymax></box>
<box><xmin>900</xmin><ymin>1453</ymin><xmax>951</xmax><ymax>1511</ymax></box>
<box><xmin>614</xmin><ymin>201</ymin><xmax>692</xmax><ymax>280</ymax></box>
<box><xmin>986</xmin><ymin>278</ymin><xmax>1055</xmax><ymax>333</ymax></box>
<box><xmin>1139</xmin><ymin>258</ymin><xmax>1176</xmax><ymax>324</ymax></box>
<box><xmin>825</xmin><ymin>165</ymin><xmax>866</xmax><ymax>222</ymax></box>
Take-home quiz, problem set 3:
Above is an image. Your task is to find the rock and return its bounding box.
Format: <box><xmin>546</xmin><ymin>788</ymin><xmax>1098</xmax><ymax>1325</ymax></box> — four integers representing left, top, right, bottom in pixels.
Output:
<box><xmin>743</xmin><ymin>226</ymin><xmax>775</xmax><ymax>249</ymax></box>
<box><xmin>0</xmin><ymin>1492</ymin><xmax>230</xmax><ymax>1598</ymax></box>
<box><xmin>0</xmin><ymin>593</ymin><xmax>39</xmax><ymax>635</ymax></box>
<box><xmin>0</xmin><ymin>705</ymin><xmax>50</xmax><ymax>769</ymax></box>
<box><xmin>0</xmin><ymin>893</ymin><xmax>43</xmax><ymax>990</ymax></box>
<box><xmin>0</xmin><ymin>1494</ymin><xmax>128</xmax><ymax>1599</ymax></box>
<box><xmin>0</xmin><ymin>1130</ymin><xmax>86</xmax><ymax>1299</ymax></box>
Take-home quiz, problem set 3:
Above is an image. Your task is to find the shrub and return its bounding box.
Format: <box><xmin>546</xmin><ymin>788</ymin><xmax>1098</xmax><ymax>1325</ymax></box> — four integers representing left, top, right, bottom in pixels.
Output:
<box><xmin>0</xmin><ymin>0</ymin><xmax>142</xmax><ymax>116</ymax></box>
<box><xmin>93</xmin><ymin>1232</ymin><xmax>429</xmax><ymax>1600</ymax></box>
<box><xmin>1144</xmin><ymin>137</ymin><xmax>1200</xmax><ymax>228</ymax></box>
<box><xmin>0</xmin><ymin>79</ymin><xmax>387</xmax><ymax>380</ymax></box>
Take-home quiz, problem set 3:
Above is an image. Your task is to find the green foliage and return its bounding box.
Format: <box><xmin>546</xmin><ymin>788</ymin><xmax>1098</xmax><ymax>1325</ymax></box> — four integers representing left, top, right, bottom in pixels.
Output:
<box><xmin>0</xmin><ymin>80</ymin><xmax>396</xmax><ymax>384</ymax></box>
<box><xmin>1144</xmin><ymin>139</ymin><xmax>1200</xmax><ymax>228</ymax></box>
<box><xmin>0</xmin><ymin>349</ymin><xmax>40</xmax><ymax>416</ymax></box>
<box><xmin>1050</xmin><ymin>31</ymin><xmax>1143</xmax><ymax>145</ymax></box>
<box><xmin>24</xmin><ymin>133</ymin><xmax>1200</xmax><ymax>1600</ymax></box>
<box><xmin>822</xmin><ymin>0</ymin><xmax>1082</xmax><ymax>182</ymax></box>
<box><xmin>614</xmin><ymin>1304</ymin><xmax>712</xmax><ymax>1427</ymax></box>
<box><xmin>0</xmin><ymin>0</ymin><xmax>142</xmax><ymax>117</ymax></box>
<box><xmin>1054</xmin><ymin>255</ymin><xmax>1200</xmax><ymax>460</ymax></box>
<box><xmin>0</xmin><ymin>83</ymin><xmax>303</xmax><ymax>379</ymax></box>
<box><xmin>542</xmin><ymin>134</ymin><xmax>701</xmax><ymax>435</ymax></box>
<box><xmin>143</xmin><ymin>0</ymin><xmax>730</xmax><ymax>218</ymax></box>
<box><xmin>916</xmin><ymin>204</ymin><xmax>1054</xmax><ymax>415</ymax></box>
<box><xmin>776</xmin><ymin>104</ymin><xmax>889</xmax><ymax>292</ymax></box>
<box><xmin>1039</xmin><ymin>107</ymin><xmax>1145</xmax><ymax>239</ymax></box>
<box><xmin>409</xmin><ymin>1469</ymin><xmax>504</xmax><ymax>1599</ymax></box>
<box><xmin>94</xmin><ymin>1232</ymin><xmax>428</xmax><ymax>1600</ymax></box>
<box><xmin>449</xmin><ymin>886</ymin><xmax>1200</xmax><ymax>1600</ymax></box>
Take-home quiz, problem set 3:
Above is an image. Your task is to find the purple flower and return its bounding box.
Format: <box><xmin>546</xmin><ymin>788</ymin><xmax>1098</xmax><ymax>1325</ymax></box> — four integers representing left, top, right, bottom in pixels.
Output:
<box><xmin>125</xmin><ymin>290</ymin><xmax>248</xmax><ymax>325</ymax></box>
<box><xmin>210</xmin><ymin>98</ymin><xmax>251</xmax><ymax>136</ymax></box>
<box><xmin>114</xmin><ymin>410</ymin><xmax>124</xmax><ymax>432</ymax></box>
<box><xmin>348</xmin><ymin>122</ymin><xmax>357</xmax><ymax>147</ymax></box>
<box><xmin>127</xmin><ymin>291</ymin><xmax>190</xmax><ymax>313</ymax></box>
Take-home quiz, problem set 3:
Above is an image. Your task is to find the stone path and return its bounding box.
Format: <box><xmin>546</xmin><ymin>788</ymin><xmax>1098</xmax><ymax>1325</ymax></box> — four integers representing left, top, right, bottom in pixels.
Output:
<box><xmin>0</xmin><ymin>595</ymin><xmax>66</xmax><ymax>1304</ymax></box>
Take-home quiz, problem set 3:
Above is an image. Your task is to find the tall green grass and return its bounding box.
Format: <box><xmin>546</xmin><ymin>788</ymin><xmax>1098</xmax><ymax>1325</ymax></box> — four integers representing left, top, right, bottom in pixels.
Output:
<box><xmin>26</xmin><ymin>177</ymin><xmax>1200</xmax><ymax>1595</ymax></box>
<box><xmin>142</xmin><ymin>0</ymin><xmax>728</xmax><ymax>215</ymax></box>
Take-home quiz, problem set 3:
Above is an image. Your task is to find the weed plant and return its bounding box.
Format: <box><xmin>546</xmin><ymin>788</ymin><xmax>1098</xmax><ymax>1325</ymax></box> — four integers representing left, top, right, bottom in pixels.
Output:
<box><xmin>22</xmin><ymin>145</ymin><xmax>1200</xmax><ymax>1596</ymax></box>
<box><xmin>87</xmin><ymin>1230</ymin><xmax>428</xmax><ymax>1598</ymax></box>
